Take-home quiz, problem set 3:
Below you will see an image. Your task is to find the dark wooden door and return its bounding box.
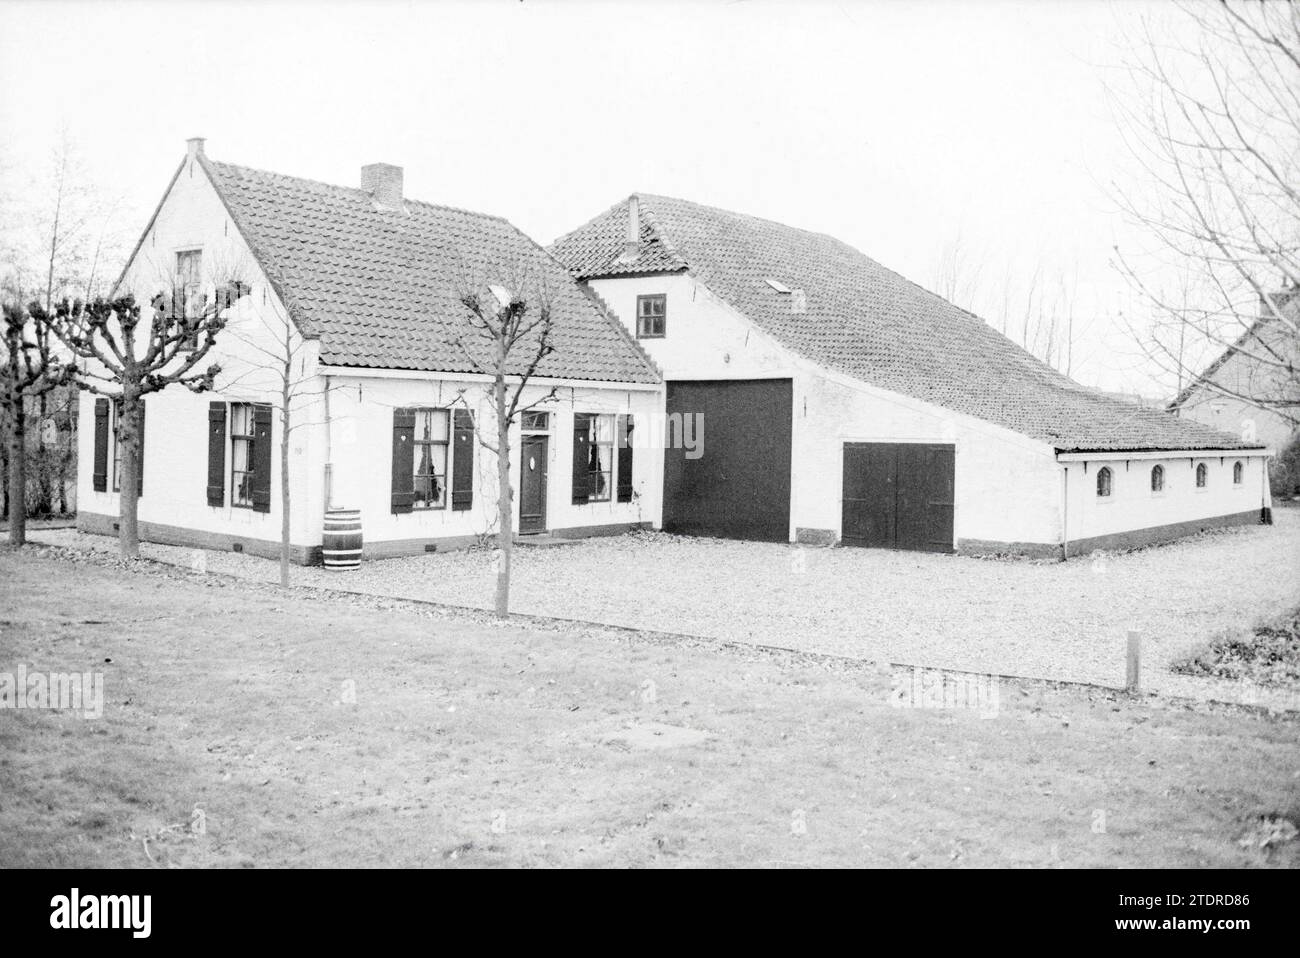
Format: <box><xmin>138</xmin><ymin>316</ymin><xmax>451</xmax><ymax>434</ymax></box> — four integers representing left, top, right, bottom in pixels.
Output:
<box><xmin>663</xmin><ymin>379</ymin><xmax>792</xmax><ymax>541</ymax></box>
<box><xmin>519</xmin><ymin>435</ymin><xmax>548</xmax><ymax>534</ymax></box>
<box><xmin>841</xmin><ymin>443</ymin><xmax>954</xmax><ymax>553</ymax></box>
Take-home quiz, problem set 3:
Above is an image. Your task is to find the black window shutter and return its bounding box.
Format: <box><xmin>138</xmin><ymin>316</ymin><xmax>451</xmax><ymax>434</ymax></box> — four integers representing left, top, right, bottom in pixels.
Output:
<box><xmin>92</xmin><ymin>398</ymin><xmax>109</xmax><ymax>492</ymax></box>
<box><xmin>207</xmin><ymin>402</ymin><xmax>227</xmax><ymax>506</ymax></box>
<box><xmin>251</xmin><ymin>404</ymin><xmax>273</xmax><ymax>513</ymax></box>
<box><xmin>391</xmin><ymin>407</ymin><xmax>415</xmax><ymax>513</ymax></box>
<box><xmin>617</xmin><ymin>414</ymin><xmax>634</xmax><ymax>503</ymax></box>
<box><xmin>572</xmin><ymin>413</ymin><xmax>592</xmax><ymax>505</ymax></box>
<box><xmin>137</xmin><ymin>400</ymin><xmax>145</xmax><ymax>497</ymax></box>
<box><xmin>451</xmin><ymin>408</ymin><xmax>474</xmax><ymax>511</ymax></box>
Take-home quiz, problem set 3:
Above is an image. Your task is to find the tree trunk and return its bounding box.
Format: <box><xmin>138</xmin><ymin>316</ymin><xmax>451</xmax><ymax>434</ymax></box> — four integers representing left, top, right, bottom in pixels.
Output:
<box><xmin>7</xmin><ymin>404</ymin><xmax>26</xmax><ymax>547</ymax></box>
<box><xmin>118</xmin><ymin>395</ymin><xmax>141</xmax><ymax>558</ymax></box>
<box><xmin>280</xmin><ymin>385</ymin><xmax>291</xmax><ymax>589</ymax></box>
<box><xmin>494</xmin><ymin>371</ymin><xmax>512</xmax><ymax>619</ymax></box>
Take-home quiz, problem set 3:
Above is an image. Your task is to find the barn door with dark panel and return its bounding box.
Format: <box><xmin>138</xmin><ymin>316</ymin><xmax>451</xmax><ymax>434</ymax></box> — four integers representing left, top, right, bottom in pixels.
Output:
<box><xmin>895</xmin><ymin>443</ymin><xmax>931</xmax><ymax>551</ymax></box>
<box><xmin>841</xmin><ymin>442</ymin><xmax>953</xmax><ymax>553</ymax></box>
<box><xmin>841</xmin><ymin>443</ymin><xmax>896</xmax><ymax>548</ymax></box>
<box><xmin>519</xmin><ymin>434</ymin><xmax>548</xmax><ymax>534</ymax></box>
<box><xmin>924</xmin><ymin>445</ymin><xmax>956</xmax><ymax>553</ymax></box>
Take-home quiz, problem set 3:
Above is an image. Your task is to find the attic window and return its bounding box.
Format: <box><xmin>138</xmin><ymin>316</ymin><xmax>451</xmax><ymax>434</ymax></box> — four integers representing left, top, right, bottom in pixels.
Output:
<box><xmin>765</xmin><ymin>278</ymin><xmax>791</xmax><ymax>294</ymax></box>
<box><xmin>636</xmin><ymin>294</ymin><xmax>666</xmax><ymax>338</ymax></box>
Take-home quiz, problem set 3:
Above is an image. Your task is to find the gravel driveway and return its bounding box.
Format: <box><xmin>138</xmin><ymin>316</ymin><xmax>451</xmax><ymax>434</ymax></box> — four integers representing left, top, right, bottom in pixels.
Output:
<box><xmin>30</xmin><ymin>508</ymin><xmax>1300</xmax><ymax>709</ymax></box>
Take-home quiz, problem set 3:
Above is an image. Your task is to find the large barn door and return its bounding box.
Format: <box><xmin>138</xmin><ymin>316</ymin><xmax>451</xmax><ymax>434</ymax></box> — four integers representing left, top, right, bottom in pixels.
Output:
<box><xmin>841</xmin><ymin>442</ymin><xmax>954</xmax><ymax>553</ymax></box>
<box><xmin>663</xmin><ymin>379</ymin><xmax>792</xmax><ymax>541</ymax></box>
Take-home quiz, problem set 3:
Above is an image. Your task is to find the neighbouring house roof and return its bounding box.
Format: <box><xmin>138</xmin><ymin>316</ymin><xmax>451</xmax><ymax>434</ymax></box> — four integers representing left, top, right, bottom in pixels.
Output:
<box><xmin>1168</xmin><ymin>291</ymin><xmax>1300</xmax><ymax>415</ymax></box>
<box><xmin>190</xmin><ymin>157</ymin><xmax>659</xmax><ymax>385</ymax></box>
<box><xmin>550</xmin><ymin>194</ymin><xmax>1265</xmax><ymax>452</ymax></box>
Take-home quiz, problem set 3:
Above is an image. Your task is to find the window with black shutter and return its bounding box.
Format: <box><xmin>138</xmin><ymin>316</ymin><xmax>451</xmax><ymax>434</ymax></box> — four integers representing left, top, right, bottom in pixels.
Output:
<box><xmin>92</xmin><ymin>398</ymin><xmax>109</xmax><ymax>492</ymax></box>
<box><xmin>572</xmin><ymin>413</ymin><xmax>616</xmax><ymax>504</ymax></box>
<box><xmin>617</xmin><ymin>415</ymin><xmax>634</xmax><ymax>502</ymax></box>
<box><xmin>111</xmin><ymin>400</ymin><xmax>121</xmax><ymax>492</ymax></box>
<box><xmin>207</xmin><ymin>401</ymin><xmax>227</xmax><ymax>506</ymax></box>
<box><xmin>451</xmin><ymin>408</ymin><xmax>475</xmax><ymax>511</ymax></box>
<box><xmin>230</xmin><ymin>403</ymin><xmax>256</xmax><ymax>508</ymax></box>
<box><xmin>572</xmin><ymin>413</ymin><xmax>592</xmax><ymax>504</ymax></box>
<box><xmin>226</xmin><ymin>402</ymin><xmax>271</xmax><ymax>512</ymax></box>
<box><xmin>137</xmin><ymin>401</ymin><xmax>145</xmax><ymax>496</ymax></box>
<box><xmin>250</xmin><ymin>404</ymin><xmax>272</xmax><ymax>513</ymax></box>
<box><xmin>391</xmin><ymin>408</ymin><xmax>416</xmax><ymax>513</ymax></box>
<box><xmin>412</xmin><ymin>409</ymin><xmax>450</xmax><ymax>509</ymax></box>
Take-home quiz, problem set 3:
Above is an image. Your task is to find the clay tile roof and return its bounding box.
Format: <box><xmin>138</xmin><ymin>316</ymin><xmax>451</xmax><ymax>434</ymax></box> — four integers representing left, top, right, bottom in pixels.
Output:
<box><xmin>551</xmin><ymin>193</ymin><xmax>1264</xmax><ymax>452</ymax></box>
<box><xmin>201</xmin><ymin>158</ymin><xmax>659</xmax><ymax>385</ymax></box>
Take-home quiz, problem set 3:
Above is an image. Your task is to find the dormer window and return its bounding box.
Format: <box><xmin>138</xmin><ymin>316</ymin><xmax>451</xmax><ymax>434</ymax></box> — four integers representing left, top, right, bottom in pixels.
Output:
<box><xmin>636</xmin><ymin>294</ymin><xmax>666</xmax><ymax>338</ymax></box>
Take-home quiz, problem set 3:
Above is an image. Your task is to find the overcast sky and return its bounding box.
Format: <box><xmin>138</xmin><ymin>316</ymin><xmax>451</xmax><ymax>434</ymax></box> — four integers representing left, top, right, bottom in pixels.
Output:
<box><xmin>1</xmin><ymin>0</ymin><xmax>1184</xmax><ymax>394</ymax></box>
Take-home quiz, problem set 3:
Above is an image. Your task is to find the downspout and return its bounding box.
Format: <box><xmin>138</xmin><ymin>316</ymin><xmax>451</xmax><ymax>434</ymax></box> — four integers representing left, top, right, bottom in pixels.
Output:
<box><xmin>1059</xmin><ymin>461</ymin><xmax>1069</xmax><ymax>561</ymax></box>
<box><xmin>1261</xmin><ymin>455</ymin><xmax>1273</xmax><ymax>525</ymax></box>
<box><xmin>323</xmin><ymin>375</ymin><xmax>333</xmax><ymax>511</ymax></box>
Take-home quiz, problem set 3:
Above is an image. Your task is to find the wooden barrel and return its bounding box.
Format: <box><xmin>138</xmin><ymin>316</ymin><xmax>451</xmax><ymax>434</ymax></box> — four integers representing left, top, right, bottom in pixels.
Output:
<box><xmin>322</xmin><ymin>509</ymin><xmax>363</xmax><ymax>570</ymax></box>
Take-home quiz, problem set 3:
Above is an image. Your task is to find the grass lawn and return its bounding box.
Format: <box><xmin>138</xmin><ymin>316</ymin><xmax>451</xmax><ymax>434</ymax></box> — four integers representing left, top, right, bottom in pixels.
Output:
<box><xmin>33</xmin><ymin>506</ymin><xmax>1300</xmax><ymax>709</ymax></box>
<box><xmin>1</xmin><ymin>547</ymin><xmax>1298</xmax><ymax>868</ymax></box>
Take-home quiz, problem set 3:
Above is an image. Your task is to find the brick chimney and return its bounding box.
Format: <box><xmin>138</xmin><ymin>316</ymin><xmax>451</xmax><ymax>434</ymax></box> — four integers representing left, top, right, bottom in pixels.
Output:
<box><xmin>186</xmin><ymin>137</ymin><xmax>206</xmax><ymax>158</ymax></box>
<box><xmin>361</xmin><ymin>163</ymin><xmax>404</xmax><ymax>211</ymax></box>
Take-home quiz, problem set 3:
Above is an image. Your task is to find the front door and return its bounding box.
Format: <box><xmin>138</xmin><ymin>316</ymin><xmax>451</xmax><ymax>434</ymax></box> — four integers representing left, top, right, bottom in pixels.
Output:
<box><xmin>519</xmin><ymin>435</ymin><xmax>548</xmax><ymax>534</ymax></box>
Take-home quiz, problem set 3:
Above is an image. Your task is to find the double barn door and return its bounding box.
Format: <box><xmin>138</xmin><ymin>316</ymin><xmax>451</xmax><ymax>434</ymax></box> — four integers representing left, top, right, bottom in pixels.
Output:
<box><xmin>841</xmin><ymin>442</ymin><xmax>955</xmax><ymax>553</ymax></box>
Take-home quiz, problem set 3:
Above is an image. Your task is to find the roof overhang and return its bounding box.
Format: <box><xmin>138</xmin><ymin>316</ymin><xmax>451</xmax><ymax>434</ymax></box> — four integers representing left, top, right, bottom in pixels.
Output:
<box><xmin>580</xmin><ymin>267</ymin><xmax>690</xmax><ymax>282</ymax></box>
<box><xmin>1056</xmin><ymin>448</ymin><xmax>1272</xmax><ymax>461</ymax></box>
<box><xmin>316</xmin><ymin>363</ymin><xmax>663</xmax><ymax>391</ymax></box>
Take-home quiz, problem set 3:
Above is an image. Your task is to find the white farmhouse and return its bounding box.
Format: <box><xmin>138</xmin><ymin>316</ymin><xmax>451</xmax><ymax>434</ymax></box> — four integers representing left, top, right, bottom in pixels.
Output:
<box><xmin>78</xmin><ymin>148</ymin><xmax>1273</xmax><ymax>562</ymax></box>
<box><xmin>549</xmin><ymin>194</ymin><xmax>1273</xmax><ymax>556</ymax></box>
<box><xmin>77</xmin><ymin>140</ymin><xmax>662</xmax><ymax>562</ymax></box>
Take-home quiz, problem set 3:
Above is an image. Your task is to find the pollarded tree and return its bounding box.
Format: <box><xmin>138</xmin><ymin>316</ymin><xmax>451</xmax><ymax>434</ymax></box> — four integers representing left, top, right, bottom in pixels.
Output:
<box><xmin>1</xmin><ymin>301</ymin><xmax>70</xmax><ymax>545</ymax></box>
<box><xmin>35</xmin><ymin>284</ymin><xmax>239</xmax><ymax>557</ymax></box>
<box><xmin>456</xmin><ymin>273</ymin><xmax>557</xmax><ymax>618</ymax></box>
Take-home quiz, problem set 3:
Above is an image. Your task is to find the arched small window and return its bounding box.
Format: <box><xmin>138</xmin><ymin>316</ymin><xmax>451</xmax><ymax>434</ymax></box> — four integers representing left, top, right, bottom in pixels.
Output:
<box><xmin>1196</xmin><ymin>462</ymin><xmax>1208</xmax><ymax>488</ymax></box>
<box><xmin>1233</xmin><ymin>461</ymin><xmax>1243</xmax><ymax>485</ymax></box>
<box><xmin>1151</xmin><ymin>464</ymin><xmax>1164</xmax><ymax>493</ymax></box>
<box><xmin>1096</xmin><ymin>466</ymin><xmax>1112</xmax><ymax>497</ymax></box>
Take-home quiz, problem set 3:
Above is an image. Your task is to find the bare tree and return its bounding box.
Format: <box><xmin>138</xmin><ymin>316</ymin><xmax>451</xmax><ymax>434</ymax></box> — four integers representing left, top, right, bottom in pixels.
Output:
<box><xmin>219</xmin><ymin>270</ymin><xmax>323</xmax><ymax>587</ymax></box>
<box><xmin>35</xmin><ymin>285</ymin><xmax>233</xmax><ymax>557</ymax></box>
<box><xmin>932</xmin><ymin>231</ymin><xmax>986</xmax><ymax>311</ymax></box>
<box><xmin>456</xmin><ymin>272</ymin><xmax>556</xmax><ymax>618</ymax></box>
<box><xmin>1</xmin><ymin>301</ymin><xmax>69</xmax><ymax>545</ymax></box>
<box><xmin>1109</xmin><ymin>0</ymin><xmax>1299</xmax><ymax>421</ymax></box>
<box><xmin>1</xmin><ymin>138</ymin><xmax>128</xmax><ymax>525</ymax></box>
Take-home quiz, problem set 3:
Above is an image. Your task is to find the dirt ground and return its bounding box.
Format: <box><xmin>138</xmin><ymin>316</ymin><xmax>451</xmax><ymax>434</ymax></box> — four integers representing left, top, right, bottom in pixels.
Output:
<box><xmin>1</xmin><ymin>547</ymin><xmax>1297</xmax><ymax>868</ymax></box>
<box><xmin>31</xmin><ymin>506</ymin><xmax>1300</xmax><ymax>709</ymax></box>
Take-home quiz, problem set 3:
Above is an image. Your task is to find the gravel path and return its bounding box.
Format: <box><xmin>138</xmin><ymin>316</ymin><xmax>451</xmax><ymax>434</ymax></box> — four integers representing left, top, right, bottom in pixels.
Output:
<box><xmin>29</xmin><ymin>509</ymin><xmax>1300</xmax><ymax>710</ymax></box>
